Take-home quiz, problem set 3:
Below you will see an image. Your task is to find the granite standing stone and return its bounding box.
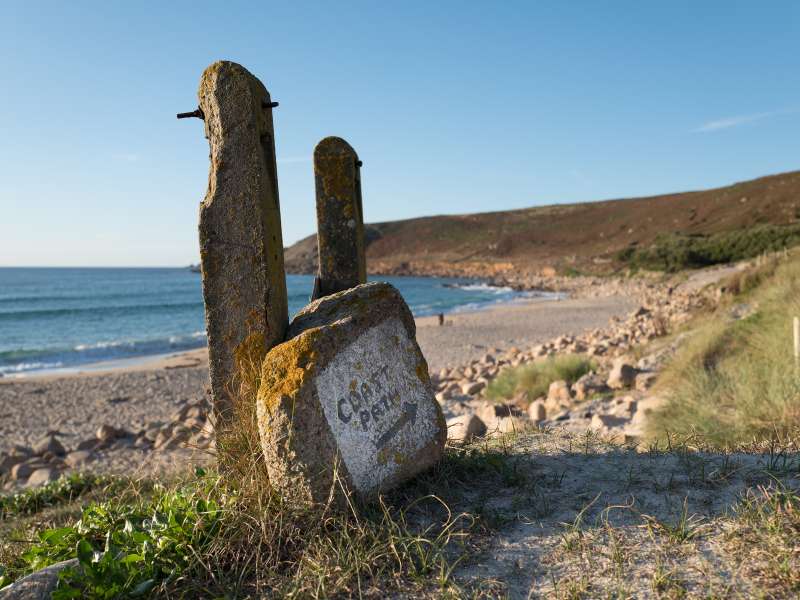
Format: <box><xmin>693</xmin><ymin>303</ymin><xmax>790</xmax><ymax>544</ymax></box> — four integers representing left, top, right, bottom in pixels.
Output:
<box><xmin>312</xmin><ymin>137</ymin><xmax>366</xmax><ymax>299</ymax></box>
<box><xmin>256</xmin><ymin>282</ymin><xmax>446</xmax><ymax>504</ymax></box>
<box><xmin>197</xmin><ymin>61</ymin><xmax>289</xmax><ymax>425</ymax></box>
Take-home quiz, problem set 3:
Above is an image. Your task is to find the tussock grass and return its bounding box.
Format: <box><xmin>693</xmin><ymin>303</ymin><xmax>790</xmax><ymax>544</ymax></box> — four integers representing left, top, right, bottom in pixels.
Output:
<box><xmin>648</xmin><ymin>254</ymin><xmax>800</xmax><ymax>446</ymax></box>
<box><xmin>486</xmin><ymin>354</ymin><xmax>594</xmax><ymax>401</ymax></box>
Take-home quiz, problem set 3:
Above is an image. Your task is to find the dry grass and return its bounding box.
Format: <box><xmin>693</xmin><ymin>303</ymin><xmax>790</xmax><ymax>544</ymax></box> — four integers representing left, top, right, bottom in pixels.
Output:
<box><xmin>647</xmin><ymin>254</ymin><xmax>800</xmax><ymax>446</ymax></box>
<box><xmin>486</xmin><ymin>354</ymin><xmax>595</xmax><ymax>402</ymax></box>
<box><xmin>3</xmin><ymin>428</ymin><xmax>800</xmax><ymax>597</ymax></box>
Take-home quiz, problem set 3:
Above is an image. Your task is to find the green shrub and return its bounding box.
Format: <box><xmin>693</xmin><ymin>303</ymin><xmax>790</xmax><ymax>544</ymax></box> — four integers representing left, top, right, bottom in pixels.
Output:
<box><xmin>617</xmin><ymin>224</ymin><xmax>800</xmax><ymax>272</ymax></box>
<box><xmin>486</xmin><ymin>354</ymin><xmax>594</xmax><ymax>401</ymax></box>
<box><xmin>0</xmin><ymin>463</ymin><xmax>472</xmax><ymax>598</ymax></box>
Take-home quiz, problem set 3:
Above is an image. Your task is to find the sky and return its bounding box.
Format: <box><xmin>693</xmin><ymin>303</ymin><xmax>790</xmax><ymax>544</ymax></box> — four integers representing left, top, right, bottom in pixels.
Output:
<box><xmin>1</xmin><ymin>1</ymin><xmax>798</xmax><ymax>267</ymax></box>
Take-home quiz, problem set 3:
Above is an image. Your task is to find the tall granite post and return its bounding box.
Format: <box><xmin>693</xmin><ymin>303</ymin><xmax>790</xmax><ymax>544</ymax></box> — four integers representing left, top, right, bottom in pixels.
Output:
<box><xmin>196</xmin><ymin>61</ymin><xmax>288</xmax><ymax>426</ymax></box>
<box><xmin>312</xmin><ymin>137</ymin><xmax>366</xmax><ymax>299</ymax></box>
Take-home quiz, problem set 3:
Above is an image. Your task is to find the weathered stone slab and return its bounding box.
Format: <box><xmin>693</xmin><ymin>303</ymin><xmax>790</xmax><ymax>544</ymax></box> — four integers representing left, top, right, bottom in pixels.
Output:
<box><xmin>197</xmin><ymin>61</ymin><xmax>288</xmax><ymax>425</ymax></box>
<box><xmin>313</xmin><ymin>137</ymin><xmax>366</xmax><ymax>298</ymax></box>
<box><xmin>256</xmin><ymin>282</ymin><xmax>445</xmax><ymax>503</ymax></box>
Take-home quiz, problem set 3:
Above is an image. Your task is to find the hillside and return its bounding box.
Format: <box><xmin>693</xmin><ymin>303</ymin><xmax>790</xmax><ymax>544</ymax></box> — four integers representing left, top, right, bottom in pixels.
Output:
<box><xmin>285</xmin><ymin>169</ymin><xmax>800</xmax><ymax>279</ymax></box>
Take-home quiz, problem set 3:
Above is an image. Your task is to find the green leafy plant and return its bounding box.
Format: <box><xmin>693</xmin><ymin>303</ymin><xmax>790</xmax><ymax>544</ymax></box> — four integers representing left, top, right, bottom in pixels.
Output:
<box><xmin>4</xmin><ymin>468</ymin><xmax>225</xmax><ymax>598</ymax></box>
<box><xmin>0</xmin><ymin>473</ymin><xmax>110</xmax><ymax>520</ymax></box>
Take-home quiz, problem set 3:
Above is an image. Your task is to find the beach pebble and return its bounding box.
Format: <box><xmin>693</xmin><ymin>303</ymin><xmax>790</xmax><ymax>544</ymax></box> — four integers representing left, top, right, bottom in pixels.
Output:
<box><xmin>572</xmin><ymin>373</ymin><xmax>608</xmax><ymax>401</ymax></box>
<box><xmin>0</xmin><ymin>453</ymin><xmax>26</xmax><ymax>476</ymax></box>
<box><xmin>546</xmin><ymin>380</ymin><xmax>572</xmax><ymax>405</ymax></box>
<box><xmin>460</xmin><ymin>380</ymin><xmax>485</xmax><ymax>396</ymax></box>
<box><xmin>10</xmin><ymin>462</ymin><xmax>35</xmax><ymax>481</ymax></box>
<box><xmin>528</xmin><ymin>400</ymin><xmax>546</xmax><ymax>424</ymax></box>
<box><xmin>96</xmin><ymin>424</ymin><xmax>126</xmax><ymax>443</ymax></box>
<box><xmin>32</xmin><ymin>435</ymin><xmax>66</xmax><ymax>457</ymax></box>
<box><xmin>76</xmin><ymin>438</ymin><xmax>100</xmax><ymax>451</ymax></box>
<box><xmin>607</xmin><ymin>359</ymin><xmax>638</xmax><ymax>389</ymax></box>
<box><xmin>26</xmin><ymin>467</ymin><xmax>58</xmax><ymax>487</ymax></box>
<box><xmin>446</xmin><ymin>414</ymin><xmax>487</xmax><ymax>442</ymax></box>
<box><xmin>64</xmin><ymin>450</ymin><xmax>93</xmax><ymax>467</ymax></box>
<box><xmin>635</xmin><ymin>371</ymin><xmax>658</xmax><ymax>392</ymax></box>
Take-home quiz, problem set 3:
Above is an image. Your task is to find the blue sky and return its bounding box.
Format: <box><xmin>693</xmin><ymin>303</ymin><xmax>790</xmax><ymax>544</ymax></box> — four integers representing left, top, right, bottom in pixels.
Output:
<box><xmin>1</xmin><ymin>1</ymin><xmax>798</xmax><ymax>266</ymax></box>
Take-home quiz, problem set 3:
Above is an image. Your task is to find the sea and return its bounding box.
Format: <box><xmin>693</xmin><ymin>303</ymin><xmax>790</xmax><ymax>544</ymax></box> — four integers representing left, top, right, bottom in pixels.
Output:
<box><xmin>0</xmin><ymin>268</ymin><xmax>554</xmax><ymax>377</ymax></box>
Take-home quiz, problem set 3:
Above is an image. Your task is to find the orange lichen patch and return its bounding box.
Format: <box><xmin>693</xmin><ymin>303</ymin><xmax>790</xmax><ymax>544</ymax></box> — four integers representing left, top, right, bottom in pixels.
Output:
<box><xmin>257</xmin><ymin>329</ymin><xmax>321</xmax><ymax>416</ymax></box>
<box><xmin>349</xmin><ymin>379</ymin><xmax>357</xmax><ymax>391</ymax></box>
<box><xmin>316</xmin><ymin>154</ymin><xmax>353</xmax><ymax>202</ymax></box>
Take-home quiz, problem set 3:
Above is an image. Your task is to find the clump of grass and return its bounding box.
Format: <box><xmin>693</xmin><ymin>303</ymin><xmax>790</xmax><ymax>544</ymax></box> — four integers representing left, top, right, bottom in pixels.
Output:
<box><xmin>486</xmin><ymin>354</ymin><xmax>594</xmax><ymax>401</ymax></box>
<box><xmin>0</xmin><ymin>473</ymin><xmax>111</xmax><ymax>520</ymax></box>
<box><xmin>648</xmin><ymin>254</ymin><xmax>800</xmax><ymax>446</ymax></box>
<box><xmin>726</xmin><ymin>483</ymin><xmax>800</xmax><ymax>594</ymax></box>
<box><xmin>0</xmin><ymin>465</ymin><xmax>473</xmax><ymax>597</ymax></box>
<box><xmin>616</xmin><ymin>224</ymin><xmax>800</xmax><ymax>272</ymax></box>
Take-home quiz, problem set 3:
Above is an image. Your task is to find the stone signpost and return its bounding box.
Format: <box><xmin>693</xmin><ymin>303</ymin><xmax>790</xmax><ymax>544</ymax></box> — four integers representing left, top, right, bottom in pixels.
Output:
<box><xmin>187</xmin><ymin>61</ymin><xmax>444</xmax><ymax>502</ymax></box>
<box><xmin>257</xmin><ymin>282</ymin><xmax>446</xmax><ymax>503</ymax></box>
<box><xmin>195</xmin><ymin>61</ymin><xmax>288</xmax><ymax>426</ymax></box>
<box><xmin>312</xmin><ymin>137</ymin><xmax>366</xmax><ymax>299</ymax></box>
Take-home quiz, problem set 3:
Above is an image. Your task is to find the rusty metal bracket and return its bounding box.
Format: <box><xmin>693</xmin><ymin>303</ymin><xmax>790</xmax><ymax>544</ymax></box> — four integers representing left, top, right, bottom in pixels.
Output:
<box><xmin>177</xmin><ymin>107</ymin><xmax>205</xmax><ymax>120</ymax></box>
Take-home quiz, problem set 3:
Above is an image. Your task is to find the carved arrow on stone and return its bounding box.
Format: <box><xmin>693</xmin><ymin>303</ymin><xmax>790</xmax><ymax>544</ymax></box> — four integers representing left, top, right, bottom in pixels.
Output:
<box><xmin>376</xmin><ymin>401</ymin><xmax>418</xmax><ymax>449</ymax></box>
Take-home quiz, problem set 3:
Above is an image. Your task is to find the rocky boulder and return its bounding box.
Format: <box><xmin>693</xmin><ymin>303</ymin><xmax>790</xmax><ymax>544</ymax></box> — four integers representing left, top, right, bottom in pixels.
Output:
<box><xmin>257</xmin><ymin>282</ymin><xmax>446</xmax><ymax>505</ymax></box>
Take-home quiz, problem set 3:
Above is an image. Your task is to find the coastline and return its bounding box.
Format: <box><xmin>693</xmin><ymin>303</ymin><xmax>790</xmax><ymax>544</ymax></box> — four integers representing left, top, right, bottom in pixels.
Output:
<box><xmin>1</xmin><ymin>284</ymin><xmax>565</xmax><ymax>381</ymax></box>
<box><xmin>1</xmin><ymin>288</ymin><xmax>616</xmax><ymax>382</ymax></box>
<box><xmin>0</xmin><ymin>291</ymin><xmax>638</xmax><ymax>464</ymax></box>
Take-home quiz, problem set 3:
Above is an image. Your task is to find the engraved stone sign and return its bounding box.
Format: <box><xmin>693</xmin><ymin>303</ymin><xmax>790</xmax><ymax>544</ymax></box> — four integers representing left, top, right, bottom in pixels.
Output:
<box><xmin>196</xmin><ymin>61</ymin><xmax>288</xmax><ymax>426</ymax></box>
<box><xmin>256</xmin><ymin>282</ymin><xmax>446</xmax><ymax>503</ymax></box>
<box><xmin>312</xmin><ymin>137</ymin><xmax>366</xmax><ymax>299</ymax></box>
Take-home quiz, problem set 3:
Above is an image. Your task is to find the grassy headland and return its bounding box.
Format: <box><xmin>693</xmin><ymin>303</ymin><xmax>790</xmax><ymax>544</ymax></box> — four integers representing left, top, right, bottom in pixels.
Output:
<box><xmin>284</xmin><ymin>169</ymin><xmax>800</xmax><ymax>278</ymax></box>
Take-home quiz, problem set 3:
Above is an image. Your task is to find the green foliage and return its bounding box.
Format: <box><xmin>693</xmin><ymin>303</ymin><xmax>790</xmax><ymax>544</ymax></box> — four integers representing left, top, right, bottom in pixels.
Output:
<box><xmin>648</xmin><ymin>254</ymin><xmax>800</xmax><ymax>445</ymax></box>
<box><xmin>616</xmin><ymin>224</ymin><xmax>800</xmax><ymax>272</ymax></box>
<box><xmin>1</xmin><ymin>462</ymin><xmax>473</xmax><ymax>598</ymax></box>
<box><xmin>486</xmin><ymin>354</ymin><xmax>594</xmax><ymax>401</ymax></box>
<box><xmin>0</xmin><ymin>474</ymin><xmax>110</xmax><ymax>520</ymax></box>
<box><xmin>1</xmin><ymin>468</ymin><xmax>225</xmax><ymax>597</ymax></box>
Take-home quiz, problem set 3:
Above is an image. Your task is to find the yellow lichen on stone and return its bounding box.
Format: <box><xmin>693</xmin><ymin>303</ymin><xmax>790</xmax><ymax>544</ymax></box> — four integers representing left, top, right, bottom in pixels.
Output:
<box><xmin>257</xmin><ymin>329</ymin><xmax>321</xmax><ymax>417</ymax></box>
<box><xmin>316</xmin><ymin>154</ymin><xmax>353</xmax><ymax>202</ymax></box>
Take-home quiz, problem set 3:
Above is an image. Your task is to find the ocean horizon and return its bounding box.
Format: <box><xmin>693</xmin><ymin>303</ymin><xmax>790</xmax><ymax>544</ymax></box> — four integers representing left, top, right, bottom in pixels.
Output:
<box><xmin>0</xmin><ymin>267</ymin><xmax>554</xmax><ymax>376</ymax></box>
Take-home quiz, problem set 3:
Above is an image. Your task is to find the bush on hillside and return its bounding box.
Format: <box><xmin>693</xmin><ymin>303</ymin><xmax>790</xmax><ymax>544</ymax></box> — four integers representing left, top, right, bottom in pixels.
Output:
<box><xmin>617</xmin><ymin>224</ymin><xmax>800</xmax><ymax>272</ymax></box>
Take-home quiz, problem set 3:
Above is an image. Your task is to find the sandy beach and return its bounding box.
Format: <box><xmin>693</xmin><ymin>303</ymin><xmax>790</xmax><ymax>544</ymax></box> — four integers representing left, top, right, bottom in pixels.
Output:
<box><xmin>0</xmin><ymin>293</ymin><xmax>636</xmax><ymax>481</ymax></box>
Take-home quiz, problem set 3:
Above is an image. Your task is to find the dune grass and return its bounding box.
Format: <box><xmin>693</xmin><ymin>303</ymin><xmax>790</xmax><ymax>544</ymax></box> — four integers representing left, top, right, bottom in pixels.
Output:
<box><xmin>485</xmin><ymin>354</ymin><xmax>595</xmax><ymax>401</ymax></box>
<box><xmin>647</xmin><ymin>254</ymin><xmax>800</xmax><ymax>446</ymax></box>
